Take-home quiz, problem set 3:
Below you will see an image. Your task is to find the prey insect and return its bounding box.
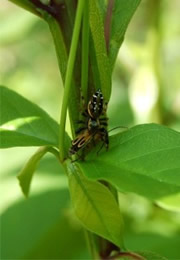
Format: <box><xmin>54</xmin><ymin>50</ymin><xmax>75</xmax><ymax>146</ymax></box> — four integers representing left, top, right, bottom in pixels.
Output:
<box><xmin>69</xmin><ymin>89</ymin><xmax>109</xmax><ymax>158</ymax></box>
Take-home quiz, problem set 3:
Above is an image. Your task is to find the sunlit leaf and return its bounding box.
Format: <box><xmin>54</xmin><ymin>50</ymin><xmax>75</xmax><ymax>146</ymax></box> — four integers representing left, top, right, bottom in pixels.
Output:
<box><xmin>67</xmin><ymin>162</ymin><xmax>124</xmax><ymax>247</ymax></box>
<box><xmin>79</xmin><ymin>124</ymin><xmax>180</xmax><ymax>200</ymax></box>
<box><xmin>0</xmin><ymin>86</ymin><xmax>59</xmax><ymax>148</ymax></box>
<box><xmin>156</xmin><ymin>193</ymin><xmax>180</xmax><ymax>212</ymax></box>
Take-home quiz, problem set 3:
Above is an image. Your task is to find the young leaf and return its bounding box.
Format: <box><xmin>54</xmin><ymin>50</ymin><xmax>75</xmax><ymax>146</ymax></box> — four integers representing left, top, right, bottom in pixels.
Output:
<box><xmin>109</xmin><ymin>0</ymin><xmax>141</xmax><ymax>69</ymax></box>
<box><xmin>0</xmin><ymin>86</ymin><xmax>59</xmax><ymax>148</ymax></box>
<box><xmin>79</xmin><ymin>124</ymin><xmax>180</xmax><ymax>200</ymax></box>
<box><xmin>17</xmin><ymin>147</ymin><xmax>49</xmax><ymax>197</ymax></box>
<box><xmin>67</xmin><ymin>162</ymin><xmax>124</xmax><ymax>248</ymax></box>
<box><xmin>89</xmin><ymin>0</ymin><xmax>111</xmax><ymax>101</ymax></box>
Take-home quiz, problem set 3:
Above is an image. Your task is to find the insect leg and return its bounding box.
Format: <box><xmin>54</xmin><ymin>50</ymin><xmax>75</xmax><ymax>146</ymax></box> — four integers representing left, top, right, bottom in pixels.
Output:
<box><xmin>99</xmin><ymin>117</ymin><xmax>107</xmax><ymax>121</ymax></box>
<box><xmin>82</xmin><ymin>109</ymin><xmax>89</xmax><ymax>117</ymax></box>
<box><xmin>100</xmin><ymin>122</ymin><xmax>108</xmax><ymax>126</ymax></box>
<box><xmin>75</xmin><ymin>127</ymin><xmax>87</xmax><ymax>134</ymax></box>
<box><xmin>76</xmin><ymin>120</ymin><xmax>86</xmax><ymax>124</ymax></box>
<box><xmin>97</xmin><ymin>128</ymin><xmax>109</xmax><ymax>155</ymax></box>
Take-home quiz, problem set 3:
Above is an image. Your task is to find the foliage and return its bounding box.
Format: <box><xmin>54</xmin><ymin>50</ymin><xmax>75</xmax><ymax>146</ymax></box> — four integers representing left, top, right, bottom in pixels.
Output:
<box><xmin>1</xmin><ymin>0</ymin><xmax>180</xmax><ymax>259</ymax></box>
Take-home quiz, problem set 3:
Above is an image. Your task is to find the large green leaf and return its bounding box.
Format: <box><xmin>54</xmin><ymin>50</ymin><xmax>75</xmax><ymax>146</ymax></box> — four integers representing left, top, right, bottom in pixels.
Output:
<box><xmin>109</xmin><ymin>0</ymin><xmax>141</xmax><ymax>69</ymax></box>
<box><xmin>0</xmin><ymin>86</ymin><xmax>59</xmax><ymax>148</ymax></box>
<box><xmin>125</xmin><ymin>232</ymin><xmax>180</xmax><ymax>259</ymax></box>
<box><xmin>89</xmin><ymin>0</ymin><xmax>111</xmax><ymax>101</ymax></box>
<box><xmin>67</xmin><ymin>162</ymin><xmax>124</xmax><ymax>247</ymax></box>
<box><xmin>1</xmin><ymin>188</ymin><xmax>89</xmax><ymax>259</ymax></box>
<box><xmin>79</xmin><ymin>124</ymin><xmax>180</xmax><ymax>200</ymax></box>
<box><xmin>1</xmin><ymin>153</ymin><xmax>89</xmax><ymax>259</ymax></box>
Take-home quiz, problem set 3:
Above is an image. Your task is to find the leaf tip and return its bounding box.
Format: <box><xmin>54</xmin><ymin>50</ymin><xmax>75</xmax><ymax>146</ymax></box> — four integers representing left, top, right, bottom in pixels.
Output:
<box><xmin>17</xmin><ymin>174</ymin><xmax>30</xmax><ymax>198</ymax></box>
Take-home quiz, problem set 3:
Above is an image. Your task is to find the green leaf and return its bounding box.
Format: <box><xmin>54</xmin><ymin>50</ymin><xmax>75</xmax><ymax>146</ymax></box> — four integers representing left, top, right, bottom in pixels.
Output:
<box><xmin>109</xmin><ymin>0</ymin><xmax>141</xmax><ymax>69</ymax></box>
<box><xmin>156</xmin><ymin>193</ymin><xmax>180</xmax><ymax>212</ymax></box>
<box><xmin>67</xmin><ymin>162</ymin><xmax>124</xmax><ymax>247</ymax></box>
<box><xmin>125</xmin><ymin>231</ymin><xmax>180</xmax><ymax>259</ymax></box>
<box><xmin>1</xmin><ymin>189</ymin><xmax>89</xmax><ymax>259</ymax></box>
<box><xmin>89</xmin><ymin>0</ymin><xmax>111</xmax><ymax>101</ymax></box>
<box><xmin>0</xmin><ymin>86</ymin><xmax>59</xmax><ymax>148</ymax></box>
<box><xmin>79</xmin><ymin>124</ymin><xmax>180</xmax><ymax>200</ymax></box>
<box><xmin>17</xmin><ymin>147</ymin><xmax>49</xmax><ymax>197</ymax></box>
<box><xmin>1</xmin><ymin>153</ymin><xmax>89</xmax><ymax>259</ymax></box>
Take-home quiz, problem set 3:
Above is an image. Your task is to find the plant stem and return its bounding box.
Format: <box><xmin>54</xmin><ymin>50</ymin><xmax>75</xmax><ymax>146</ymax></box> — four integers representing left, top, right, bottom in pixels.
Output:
<box><xmin>81</xmin><ymin>0</ymin><xmax>89</xmax><ymax>102</ymax></box>
<box><xmin>59</xmin><ymin>0</ymin><xmax>85</xmax><ymax>161</ymax></box>
<box><xmin>84</xmin><ymin>230</ymin><xmax>98</xmax><ymax>259</ymax></box>
<box><xmin>47</xmin><ymin>147</ymin><xmax>61</xmax><ymax>162</ymax></box>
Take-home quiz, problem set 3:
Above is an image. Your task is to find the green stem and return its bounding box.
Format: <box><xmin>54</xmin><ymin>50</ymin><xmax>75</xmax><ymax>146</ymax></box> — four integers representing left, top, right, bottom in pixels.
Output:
<box><xmin>81</xmin><ymin>1</ymin><xmax>89</xmax><ymax>102</ymax></box>
<box><xmin>59</xmin><ymin>0</ymin><xmax>85</xmax><ymax>161</ymax></box>
<box><xmin>47</xmin><ymin>147</ymin><xmax>61</xmax><ymax>162</ymax></box>
<box><xmin>84</xmin><ymin>230</ymin><xmax>98</xmax><ymax>259</ymax></box>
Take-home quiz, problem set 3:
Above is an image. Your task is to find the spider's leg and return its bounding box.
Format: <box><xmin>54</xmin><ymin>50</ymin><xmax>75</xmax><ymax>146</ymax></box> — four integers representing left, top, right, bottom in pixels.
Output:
<box><xmin>97</xmin><ymin>128</ymin><xmax>109</xmax><ymax>155</ymax></box>
<box><xmin>100</xmin><ymin>122</ymin><xmax>108</xmax><ymax>126</ymax></box>
<box><xmin>102</xmin><ymin>101</ymin><xmax>108</xmax><ymax>114</ymax></box>
<box><xmin>82</xmin><ymin>109</ymin><xmax>89</xmax><ymax>117</ymax></box>
<box><xmin>76</xmin><ymin>120</ymin><xmax>86</xmax><ymax>124</ymax></box>
<box><xmin>75</xmin><ymin>127</ymin><xmax>86</xmax><ymax>134</ymax></box>
<box><xmin>99</xmin><ymin>117</ymin><xmax>108</xmax><ymax>121</ymax></box>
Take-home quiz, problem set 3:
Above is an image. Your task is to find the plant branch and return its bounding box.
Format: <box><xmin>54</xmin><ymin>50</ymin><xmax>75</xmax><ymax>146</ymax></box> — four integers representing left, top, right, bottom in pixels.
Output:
<box><xmin>30</xmin><ymin>0</ymin><xmax>57</xmax><ymax>16</ymax></box>
<box><xmin>59</xmin><ymin>0</ymin><xmax>85</xmax><ymax>161</ymax></box>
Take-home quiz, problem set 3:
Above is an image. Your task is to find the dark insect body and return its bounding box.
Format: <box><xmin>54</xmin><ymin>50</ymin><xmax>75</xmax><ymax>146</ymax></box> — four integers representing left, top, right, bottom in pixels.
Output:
<box><xmin>69</xmin><ymin>89</ymin><xmax>109</xmax><ymax>158</ymax></box>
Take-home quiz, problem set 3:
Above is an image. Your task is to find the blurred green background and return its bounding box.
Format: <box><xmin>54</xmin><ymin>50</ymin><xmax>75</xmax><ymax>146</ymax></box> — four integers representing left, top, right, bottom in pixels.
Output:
<box><xmin>0</xmin><ymin>0</ymin><xmax>180</xmax><ymax>259</ymax></box>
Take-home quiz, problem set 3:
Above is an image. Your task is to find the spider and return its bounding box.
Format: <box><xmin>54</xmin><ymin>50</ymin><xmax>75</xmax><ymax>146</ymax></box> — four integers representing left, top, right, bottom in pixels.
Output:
<box><xmin>69</xmin><ymin>89</ymin><xmax>109</xmax><ymax>158</ymax></box>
